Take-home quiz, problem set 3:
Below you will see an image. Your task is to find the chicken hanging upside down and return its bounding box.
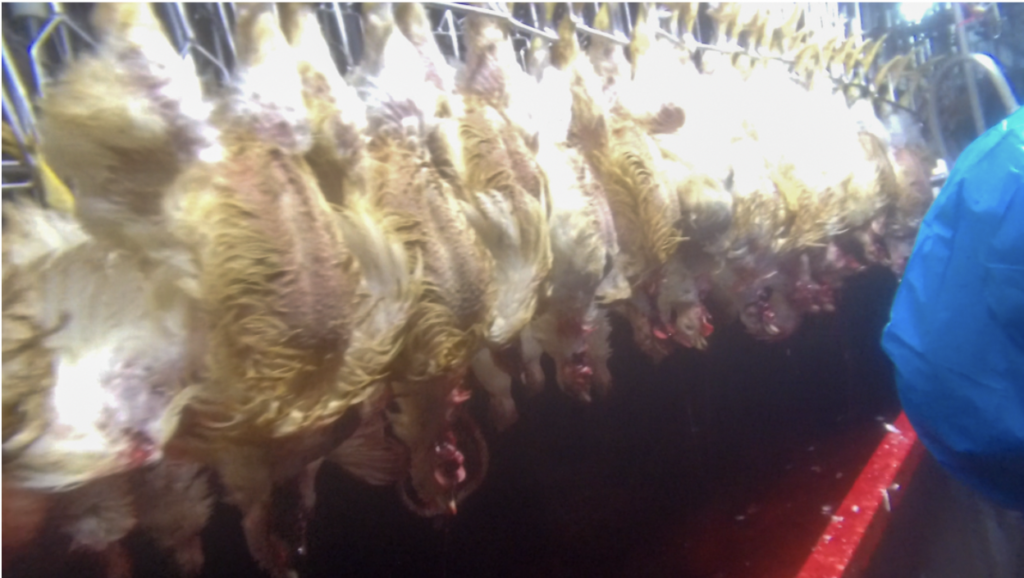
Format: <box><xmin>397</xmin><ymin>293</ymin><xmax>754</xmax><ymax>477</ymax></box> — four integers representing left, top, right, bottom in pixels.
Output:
<box><xmin>34</xmin><ymin>4</ymin><xmax>365</xmax><ymax>576</ymax></box>
<box><xmin>350</xmin><ymin>3</ymin><xmax>494</xmax><ymax>516</ymax></box>
<box><xmin>424</xmin><ymin>11</ymin><xmax>553</xmax><ymax>429</ymax></box>
<box><xmin>2</xmin><ymin>196</ymin><xmax>211</xmax><ymax>577</ymax></box>
<box><xmin>575</xmin><ymin>6</ymin><xmax>708</xmax><ymax>363</ymax></box>
<box><xmin>167</xmin><ymin>6</ymin><xmax>370</xmax><ymax>576</ymax></box>
<box><xmin>4</xmin><ymin>3</ymin><xmax>225</xmax><ymax>575</ymax></box>
<box><xmin>522</xmin><ymin>11</ymin><xmax>630</xmax><ymax>403</ymax></box>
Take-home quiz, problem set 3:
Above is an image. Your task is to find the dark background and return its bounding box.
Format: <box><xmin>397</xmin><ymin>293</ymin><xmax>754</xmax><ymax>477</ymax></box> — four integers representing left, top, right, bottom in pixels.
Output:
<box><xmin>8</xmin><ymin>265</ymin><xmax>903</xmax><ymax>578</ymax></box>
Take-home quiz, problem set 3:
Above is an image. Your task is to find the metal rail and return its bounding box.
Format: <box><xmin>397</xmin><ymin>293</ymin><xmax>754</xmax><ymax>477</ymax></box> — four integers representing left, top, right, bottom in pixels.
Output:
<box><xmin>29</xmin><ymin>12</ymin><xmax>96</xmax><ymax>97</ymax></box>
<box><xmin>953</xmin><ymin>4</ymin><xmax>986</xmax><ymax>137</ymax></box>
<box><xmin>1</xmin><ymin>2</ymin><xmax>988</xmax><ymax>203</ymax></box>
<box><xmin>424</xmin><ymin>2</ymin><xmax>558</xmax><ymax>41</ymax></box>
<box><xmin>927</xmin><ymin>52</ymin><xmax>1021</xmax><ymax>166</ymax></box>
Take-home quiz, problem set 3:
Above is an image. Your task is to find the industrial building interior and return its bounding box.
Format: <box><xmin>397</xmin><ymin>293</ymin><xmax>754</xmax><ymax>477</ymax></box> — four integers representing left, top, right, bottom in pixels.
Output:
<box><xmin>2</xmin><ymin>3</ymin><xmax>1022</xmax><ymax>577</ymax></box>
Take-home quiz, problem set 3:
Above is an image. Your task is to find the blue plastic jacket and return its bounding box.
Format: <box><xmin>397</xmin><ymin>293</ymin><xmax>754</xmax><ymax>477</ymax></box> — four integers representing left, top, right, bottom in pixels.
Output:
<box><xmin>882</xmin><ymin>108</ymin><xmax>1024</xmax><ymax>510</ymax></box>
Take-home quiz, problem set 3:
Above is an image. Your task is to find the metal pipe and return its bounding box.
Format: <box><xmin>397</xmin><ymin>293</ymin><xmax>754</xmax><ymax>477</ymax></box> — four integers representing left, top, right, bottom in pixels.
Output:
<box><xmin>964</xmin><ymin>54</ymin><xmax>1019</xmax><ymax>115</ymax></box>
<box><xmin>928</xmin><ymin>53</ymin><xmax>1021</xmax><ymax>167</ymax></box>
<box><xmin>953</xmin><ymin>4</ymin><xmax>986</xmax><ymax>137</ymax></box>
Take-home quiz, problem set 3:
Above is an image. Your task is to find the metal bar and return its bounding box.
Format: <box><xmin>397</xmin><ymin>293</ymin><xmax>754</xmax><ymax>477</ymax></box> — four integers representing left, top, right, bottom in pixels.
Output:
<box><xmin>655</xmin><ymin>25</ymin><xmax>914</xmax><ymax>118</ymax></box>
<box><xmin>172</xmin><ymin>4</ymin><xmax>230</xmax><ymax>81</ymax></box>
<box><xmin>2</xmin><ymin>99</ymin><xmax>27</xmax><ymax>154</ymax></box>
<box><xmin>953</xmin><ymin>4</ymin><xmax>986</xmax><ymax>137</ymax></box>
<box><xmin>2</xmin><ymin>182</ymin><xmax>35</xmax><ymax>191</ymax></box>
<box><xmin>49</xmin><ymin>3</ymin><xmax>73</xmax><ymax>62</ymax></box>
<box><xmin>3</xmin><ymin>37</ymin><xmax>37</xmax><ymax>139</ymax></box>
<box><xmin>1</xmin><ymin>97</ymin><xmax>41</xmax><ymax>203</ymax></box>
<box><xmin>175</xmin><ymin>3</ymin><xmax>196</xmax><ymax>49</ymax></box>
<box><xmin>27</xmin><ymin>16</ymin><xmax>62</xmax><ymax>95</ymax></box>
<box><xmin>936</xmin><ymin>54</ymin><xmax>1021</xmax><ymax>117</ymax></box>
<box><xmin>190</xmin><ymin>41</ymin><xmax>230</xmax><ymax>81</ymax></box>
<box><xmin>332</xmin><ymin>3</ymin><xmax>353</xmax><ymax>70</ymax></box>
<box><xmin>217</xmin><ymin>3</ymin><xmax>236</xmax><ymax>65</ymax></box>
<box><xmin>425</xmin><ymin>2</ymin><xmax>558</xmax><ymax>41</ymax></box>
<box><xmin>926</xmin><ymin>83</ymin><xmax>952</xmax><ymax>165</ymax></box>
<box><xmin>577</xmin><ymin>20</ymin><xmax>628</xmax><ymax>46</ymax></box>
<box><xmin>927</xmin><ymin>53</ymin><xmax>1020</xmax><ymax>167</ymax></box>
<box><xmin>163</xmin><ymin>3</ymin><xmax>188</xmax><ymax>52</ymax></box>
<box><xmin>171</xmin><ymin>3</ymin><xmax>199</xmax><ymax>69</ymax></box>
<box><xmin>210</xmin><ymin>8</ymin><xmax>228</xmax><ymax>80</ymax></box>
<box><xmin>445</xmin><ymin>9</ymin><xmax>460</xmax><ymax>61</ymax></box>
<box><xmin>968</xmin><ymin>53</ymin><xmax>1021</xmax><ymax>115</ymax></box>
<box><xmin>656</xmin><ymin>28</ymin><xmax>786</xmax><ymax>61</ymax></box>
<box><xmin>426</xmin><ymin>3</ymin><xmax>509</xmax><ymax>19</ymax></box>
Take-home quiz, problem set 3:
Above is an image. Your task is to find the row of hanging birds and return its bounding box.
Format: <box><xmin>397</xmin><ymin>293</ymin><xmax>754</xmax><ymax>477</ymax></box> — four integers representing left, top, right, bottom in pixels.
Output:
<box><xmin>2</xmin><ymin>3</ymin><xmax>936</xmax><ymax>577</ymax></box>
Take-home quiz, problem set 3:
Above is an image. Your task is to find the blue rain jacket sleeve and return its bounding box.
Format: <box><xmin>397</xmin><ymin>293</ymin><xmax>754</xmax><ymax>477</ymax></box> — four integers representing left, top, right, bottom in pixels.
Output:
<box><xmin>882</xmin><ymin>108</ymin><xmax>1024</xmax><ymax>511</ymax></box>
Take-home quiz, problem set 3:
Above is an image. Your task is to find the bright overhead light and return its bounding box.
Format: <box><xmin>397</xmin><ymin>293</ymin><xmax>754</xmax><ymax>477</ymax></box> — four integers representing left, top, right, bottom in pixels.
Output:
<box><xmin>899</xmin><ymin>3</ymin><xmax>934</xmax><ymax>24</ymax></box>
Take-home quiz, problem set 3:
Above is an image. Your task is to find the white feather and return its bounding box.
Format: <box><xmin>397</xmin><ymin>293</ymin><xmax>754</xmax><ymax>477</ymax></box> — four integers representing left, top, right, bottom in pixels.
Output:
<box><xmin>4</xmin><ymin>206</ymin><xmax>198</xmax><ymax>491</ymax></box>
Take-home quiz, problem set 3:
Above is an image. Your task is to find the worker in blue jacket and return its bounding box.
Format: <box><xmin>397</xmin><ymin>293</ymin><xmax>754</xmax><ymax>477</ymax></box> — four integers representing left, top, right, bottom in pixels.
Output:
<box><xmin>882</xmin><ymin>107</ymin><xmax>1024</xmax><ymax>511</ymax></box>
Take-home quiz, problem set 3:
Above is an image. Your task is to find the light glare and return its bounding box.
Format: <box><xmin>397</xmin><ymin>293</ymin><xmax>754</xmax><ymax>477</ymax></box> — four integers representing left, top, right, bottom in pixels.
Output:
<box><xmin>899</xmin><ymin>3</ymin><xmax>934</xmax><ymax>24</ymax></box>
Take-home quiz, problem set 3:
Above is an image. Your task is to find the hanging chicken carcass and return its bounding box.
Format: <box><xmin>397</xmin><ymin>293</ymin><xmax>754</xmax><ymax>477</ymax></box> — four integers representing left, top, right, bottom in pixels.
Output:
<box><xmin>522</xmin><ymin>10</ymin><xmax>630</xmax><ymax>404</ymax></box>
<box><xmin>347</xmin><ymin>3</ymin><xmax>494</xmax><ymax>517</ymax></box>
<box><xmin>424</xmin><ymin>11</ymin><xmax>553</xmax><ymax>429</ymax></box>
<box><xmin>2</xmin><ymin>195</ymin><xmax>209</xmax><ymax>575</ymax></box>
<box><xmin>575</xmin><ymin>5</ymin><xmax>724</xmax><ymax>363</ymax></box>
<box><xmin>36</xmin><ymin>4</ymin><xmax>367</xmax><ymax>575</ymax></box>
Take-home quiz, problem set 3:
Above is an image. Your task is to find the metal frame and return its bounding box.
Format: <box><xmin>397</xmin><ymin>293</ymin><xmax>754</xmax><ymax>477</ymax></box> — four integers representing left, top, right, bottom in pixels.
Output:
<box><xmin>3</xmin><ymin>2</ymin><xmax>1014</xmax><ymax>204</ymax></box>
<box><xmin>927</xmin><ymin>52</ymin><xmax>1021</xmax><ymax>166</ymax></box>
